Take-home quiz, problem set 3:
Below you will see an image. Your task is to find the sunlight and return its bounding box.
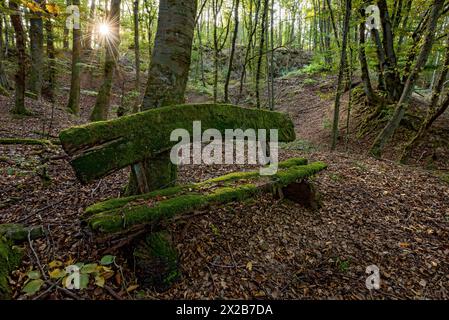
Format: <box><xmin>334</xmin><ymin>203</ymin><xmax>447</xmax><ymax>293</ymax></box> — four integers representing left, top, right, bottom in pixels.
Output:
<box><xmin>98</xmin><ymin>23</ymin><xmax>111</xmax><ymax>37</ymax></box>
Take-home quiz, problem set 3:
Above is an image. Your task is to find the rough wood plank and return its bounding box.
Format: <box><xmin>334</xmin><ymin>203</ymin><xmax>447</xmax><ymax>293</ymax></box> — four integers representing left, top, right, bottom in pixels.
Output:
<box><xmin>59</xmin><ymin>103</ymin><xmax>296</xmax><ymax>183</ymax></box>
<box><xmin>83</xmin><ymin>158</ymin><xmax>326</xmax><ymax>234</ymax></box>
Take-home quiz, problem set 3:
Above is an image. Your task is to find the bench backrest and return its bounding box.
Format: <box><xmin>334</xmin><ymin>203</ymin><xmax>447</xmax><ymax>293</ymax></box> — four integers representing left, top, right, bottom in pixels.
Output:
<box><xmin>59</xmin><ymin>103</ymin><xmax>296</xmax><ymax>183</ymax></box>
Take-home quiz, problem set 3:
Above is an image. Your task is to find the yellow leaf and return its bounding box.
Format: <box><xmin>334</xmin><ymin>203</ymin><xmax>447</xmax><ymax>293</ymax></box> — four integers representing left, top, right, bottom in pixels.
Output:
<box><xmin>126</xmin><ymin>284</ymin><xmax>139</xmax><ymax>293</ymax></box>
<box><xmin>45</xmin><ymin>3</ymin><xmax>61</xmax><ymax>15</ymax></box>
<box><xmin>49</xmin><ymin>268</ymin><xmax>67</xmax><ymax>279</ymax></box>
<box><xmin>399</xmin><ymin>242</ymin><xmax>410</xmax><ymax>248</ymax></box>
<box><xmin>95</xmin><ymin>275</ymin><xmax>105</xmax><ymax>287</ymax></box>
<box><xmin>246</xmin><ymin>261</ymin><xmax>253</xmax><ymax>271</ymax></box>
<box><xmin>48</xmin><ymin>260</ymin><xmax>63</xmax><ymax>268</ymax></box>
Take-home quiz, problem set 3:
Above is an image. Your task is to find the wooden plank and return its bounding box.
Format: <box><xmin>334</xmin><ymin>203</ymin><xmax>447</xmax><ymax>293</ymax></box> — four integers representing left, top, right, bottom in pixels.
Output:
<box><xmin>59</xmin><ymin>103</ymin><xmax>296</xmax><ymax>183</ymax></box>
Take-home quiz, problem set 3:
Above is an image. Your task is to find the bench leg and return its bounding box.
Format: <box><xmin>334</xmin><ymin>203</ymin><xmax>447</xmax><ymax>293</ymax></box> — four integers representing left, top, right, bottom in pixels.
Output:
<box><xmin>133</xmin><ymin>231</ymin><xmax>180</xmax><ymax>292</ymax></box>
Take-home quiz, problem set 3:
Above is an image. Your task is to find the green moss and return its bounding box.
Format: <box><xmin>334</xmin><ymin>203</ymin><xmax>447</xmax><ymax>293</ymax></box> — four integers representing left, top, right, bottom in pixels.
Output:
<box><xmin>86</xmin><ymin>157</ymin><xmax>308</xmax><ymax>215</ymax></box>
<box><xmin>0</xmin><ymin>224</ymin><xmax>44</xmax><ymax>242</ymax></box>
<box><xmin>133</xmin><ymin>231</ymin><xmax>180</xmax><ymax>290</ymax></box>
<box><xmin>0</xmin><ymin>238</ymin><xmax>23</xmax><ymax>299</ymax></box>
<box><xmin>59</xmin><ymin>103</ymin><xmax>296</xmax><ymax>183</ymax></box>
<box><xmin>85</xmin><ymin>185</ymin><xmax>186</xmax><ymax>215</ymax></box>
<box><xmin>275</xmin><ymin>162</ymin><xmax>327</xmax><ymax>185</ymax></box>
<box><xmin>85</xmin><ymin>160</ymin><xmax>327</xmax><ymax>234</ymax></box>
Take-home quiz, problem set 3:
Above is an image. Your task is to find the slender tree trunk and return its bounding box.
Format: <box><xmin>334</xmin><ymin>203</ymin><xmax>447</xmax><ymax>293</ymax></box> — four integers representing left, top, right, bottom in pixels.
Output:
<box><xmin>358</xmin><ymin>6</ymin><xmax>376</xmax><ymax>104</ymax></box>
<box><xmin>269</xmin><ymin>0</ymin><xmax>274</xmax><ymax>110</ymax></box>
<box><xmin>85</xmin><ymin>0</ymin><xmax>96</xmax><ymax>50</ymax></box>
<box><xmin>326</xmin><ymin>0</ymin><xmax>340</xmax><ymax>47</ymax></box>
<box><xmin>331</xmin><ymin>0</ymin><xmax>351</xmax><ymax>150</ymax></box>
<box><xmin>0</xmin><ymin>7</ymin><xmax>10</xmax><ymax>91</ymax></box>
<box><xmin>128</xmin><ymin>0</ymin><xmax>198</xmax><ymax>195</ymax></box>
<box><xmin>133</xmin><ymin>0</ymin><xmax>141</xmax><ymax>93</ymax></box>
<box><xmin>9</xmin><ymin>1</ymin><xmax>28</xmax><ymax>114</ymax></box>
<box><xmin>370</xmin><ymin>0</ymin><xmax>444</xmax><ymax>158</ymax></box>
<box><xmin>44</xmin><ymin>12</ymin><xmax>56</xmax><ymax>102</ymax></box>
<box><xmin>29</xmin><ymin>0</ymin><xmax>44</xmax><ymax>98</ymax></box>
<box><xmin>224</xmin><ymin>0</ymin><xmax>240</xmax><ymax>103</ymax></box>
<box><xmin>67</xmin><ymin>0</ymin><xmax>82</xmax><ymax>115</ymax></box>
<box><xmin>256</xmin><ymin>0</ymin><xmax>269</xmax><ymax>109</ymax></box>
<box><xmin>63</xmin><ymin>0</ymin><xmax>70</xmax><ymax>50</ymax></box>
<box><xmin>90</xmin><ymin>0</ymin><xmax>121</xmax><ymax>121</ymax></box>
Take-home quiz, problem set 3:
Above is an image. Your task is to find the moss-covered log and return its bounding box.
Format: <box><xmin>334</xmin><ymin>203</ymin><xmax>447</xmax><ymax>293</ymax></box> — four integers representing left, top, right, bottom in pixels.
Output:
<box><xmin>59</xmin><ymin>103</ymin><xmax>296</xmax><ymax>184</ymax></box>
<box><xmin>83</xmin><ymin>158</ymin><xmax>326</xmax><ymax>234</ymax></box>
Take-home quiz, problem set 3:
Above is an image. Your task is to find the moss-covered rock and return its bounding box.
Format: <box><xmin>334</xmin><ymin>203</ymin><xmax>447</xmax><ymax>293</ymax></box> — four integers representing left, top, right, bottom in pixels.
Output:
<box><xmin>0</xmin><ymin>238</ymin><xmax>23</xmax><ymax>300</ymax></box>
<box><xmin>0</xmin><ymin>224</ymin><xmax>44</xmax><ymax>243</ymax></box>
<box><xmin>59</xmin><ymin>103</ymin><xmax>296</xmax><ymax>183</ymax></box>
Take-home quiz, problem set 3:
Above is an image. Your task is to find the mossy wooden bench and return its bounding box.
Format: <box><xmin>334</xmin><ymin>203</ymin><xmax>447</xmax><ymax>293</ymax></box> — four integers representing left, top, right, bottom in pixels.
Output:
<box><xmin>59</xmin><ymin>103</ymin><xmax>327</xmax><ymax>290</ymax></box>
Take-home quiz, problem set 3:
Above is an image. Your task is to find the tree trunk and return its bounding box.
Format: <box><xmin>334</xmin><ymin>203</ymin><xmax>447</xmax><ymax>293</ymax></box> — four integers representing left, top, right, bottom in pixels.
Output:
<box><xmin>9</xmin><ymin>1</ymin><xmax>28</xmax><ymax>114</ymax></box>
<box><xmin>377</xmin><ymin>0</ymin><xmax>403</xmax><ymax>101</ymax></box>
<box><xmin>370</xmin><ymin>0</ymin><xmax>444</xmax><ymax>158</ymax></box>
<box><xmin>128</xmin><ymin>0</ymin><xmax>198</xmax><ymax>195</ymax></box>
<box><xmin>224</xmin><ymin>0</ymin><xmax>240</xmax><ymax>103</ymax></box>
<box><xmin>133</xmin><ymin>0</ymin><xmax>140</xmax><ymax>91</ymax></box>
<box><xmin>358</xmin><ymin>6</ymin><xmax>376</xmax><ymax>104</ymax></box>
<box><xmin>67</xmin><ymin>0</ymin><xmax>82</xmax><ymax>115</ymax></box>
<box><xmin>85</xmin><ymin>0</ymin><xmax>96</xmax><ymax>50</ymax></box>
<box><xmin>44</xmin><ymin>9</ymin><xmax>56</xmax><ymax>102</ymax></box>
<box><xmin>29</xmin><ymin>0</ymin><xmax>44</xmax><ymax>98</ymax></box>
<box><xmin>90</xmin><ymin>0</ymin><xmax>121</xmax><ymax>121</ymax></box>
<box><xmin>63</xmin><ymin>0</ymin><xmax>70</xmax><ymax>50</ymax></box>
<box><xmin>0</xmin><ymin>7</ymin><xmax>10</xmax><ymax>91</ymax></box>
<box><xmin>331</xmin><ymin>0</ymin><xmax>351</xmax><ymax>150</ymax></box>
<box><xmin>255</xmin><ymin>0</ymin><xmax>269</xmax><ymax>109</ymax></box>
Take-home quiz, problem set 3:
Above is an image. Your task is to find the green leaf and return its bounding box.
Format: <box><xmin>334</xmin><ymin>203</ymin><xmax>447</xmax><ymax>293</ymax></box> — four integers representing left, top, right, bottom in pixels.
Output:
<box><xmin>100</xmin><ymin>255</ymin><xmax>115</xmax><ymax>265</ymax></box>
<box><xmin>22</xmin><ymin>279</ymin><xmax>44</xmax><ymax>295</ymax></box>
<box><xmin>80</xmin><ymin>263</ymin><xmax>98</xmax><ymax>274</ymax></box>
<box><xmin>79</xmin><ymin>273</ymin><xmax>89</xmax><ymax>289</ymax></box>
<box><xmin>27</xmin><ymin>270</ymin><xmax>41</xmax><ymax>280</ymax></box>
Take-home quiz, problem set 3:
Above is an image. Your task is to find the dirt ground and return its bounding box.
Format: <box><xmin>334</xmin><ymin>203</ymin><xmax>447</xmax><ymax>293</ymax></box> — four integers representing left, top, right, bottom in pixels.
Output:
<box><xmin>1</xmin><ymin>69</ymin><xmax>448</xmax><ymax>300</ymax></box>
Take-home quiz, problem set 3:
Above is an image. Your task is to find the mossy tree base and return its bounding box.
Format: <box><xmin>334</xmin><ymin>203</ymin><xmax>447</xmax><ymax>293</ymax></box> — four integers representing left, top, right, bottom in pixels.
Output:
<box><xmin>83</xmin><ymin>158</ymin><xmax>327</xmax><ymax>234</ymax></box>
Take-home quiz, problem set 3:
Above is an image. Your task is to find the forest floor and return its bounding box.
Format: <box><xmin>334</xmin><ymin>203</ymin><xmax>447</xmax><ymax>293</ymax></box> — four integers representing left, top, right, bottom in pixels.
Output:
<box><xmin>1</xmin><ymin>69</ymin><xmax>449</xmax><ymax>300</ymax></box>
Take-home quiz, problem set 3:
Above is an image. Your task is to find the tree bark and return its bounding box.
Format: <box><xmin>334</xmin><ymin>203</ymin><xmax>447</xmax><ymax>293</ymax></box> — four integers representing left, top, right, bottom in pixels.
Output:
<box><xmin>29</xmin><ymin>0</ymin><xmax>44</xmax><ymax>98</ymax></box>
<box><xmin>224</xmin><ymin>0</ymin><xmax>240</xmax><ymax>103</ymax></box>
<box><xmin>331</xmin><ymin>0</ymin><xmax>351</xmax><ymax>150</ymax></box>
<box><xmin>9</xmin><ymin>1</ymin><xmax>28</xmax><ymax>114</ymax></box>
<box><xmin>128</xmin><ymin>0</ymin><xmax>198</xmax><ymax>195</ymax></box>
<box><xmin>133</xmin><ymin>0</ymin><xmax>140</xmax><ymax>91</ymax></box>
<box><xmin>67</xmin><ymin>0</ymin><xmax>82</xmax><ymax>115</ymax></box>
<box><xmin>256</xmin><ymin>0</ymin><xmax>269</xmax><ymax>109</ymax></box>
